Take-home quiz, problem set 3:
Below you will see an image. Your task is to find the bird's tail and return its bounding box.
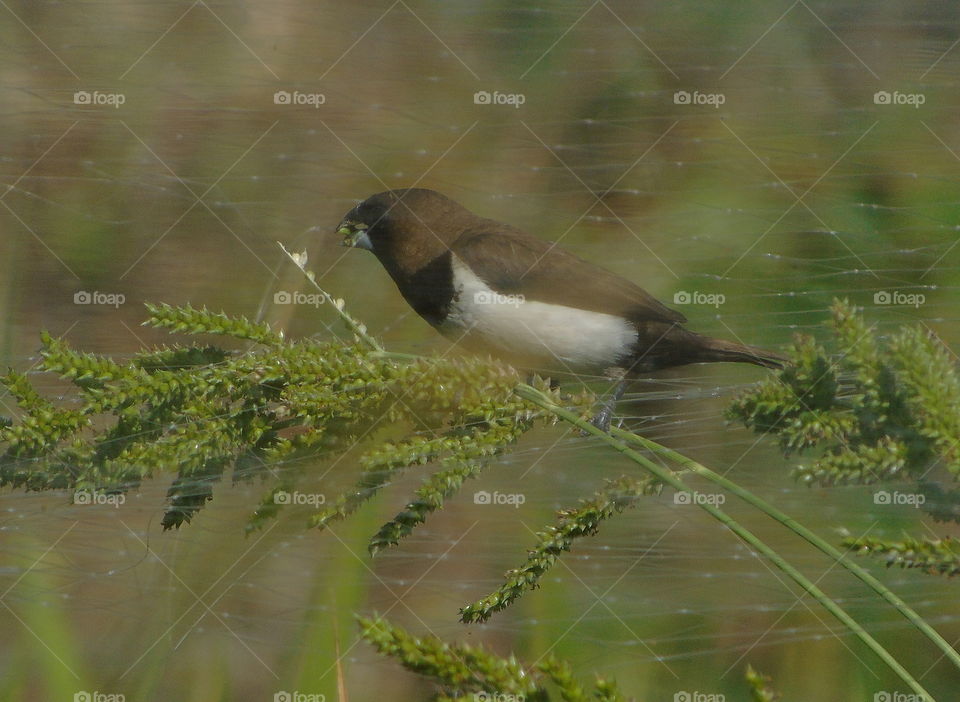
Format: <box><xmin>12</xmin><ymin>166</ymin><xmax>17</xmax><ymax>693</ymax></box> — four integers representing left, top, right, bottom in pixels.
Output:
<box><xmin>692</xmin><ymin>335</ymin><xmax>787</xmax><ymax>369</ymax></box>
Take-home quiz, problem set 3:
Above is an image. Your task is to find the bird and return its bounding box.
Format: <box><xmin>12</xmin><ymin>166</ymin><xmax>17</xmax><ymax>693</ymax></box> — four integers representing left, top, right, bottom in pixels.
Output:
<box><xmin>336</xmin><ymin>188</ymin><xmax>784</xmax><ymax>428</ymax></box>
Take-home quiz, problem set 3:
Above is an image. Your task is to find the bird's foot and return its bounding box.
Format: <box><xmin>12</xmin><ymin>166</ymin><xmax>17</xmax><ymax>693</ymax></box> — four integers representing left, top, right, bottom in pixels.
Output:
<box><xmin>587</xmin><ymin>404</ymin><xmax>615</xmax><ymax>433</ymax></box>
<box><xmin>582</xmin><ymin>377</ymin><xmax>627</xmax><ymax>435</ymax></box>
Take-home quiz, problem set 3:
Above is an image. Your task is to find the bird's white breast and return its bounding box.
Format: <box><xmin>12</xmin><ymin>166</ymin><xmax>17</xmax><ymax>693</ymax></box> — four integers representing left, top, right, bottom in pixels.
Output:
<box><xmin>439</xmin><ymin>256</ymin><xmax>638</xmax><ymax>373</ymax></box>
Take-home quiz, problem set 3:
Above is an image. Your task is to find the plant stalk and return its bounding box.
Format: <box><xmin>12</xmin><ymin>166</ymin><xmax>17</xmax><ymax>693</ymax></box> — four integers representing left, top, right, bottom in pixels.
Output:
<box><xmin>608</xmin><ymin>424</ymin><xmax>960</xmax><ymax>677</ymax></box>
<box><xmin>515</xmin><ymin>383</ymin><xmax>936</xmax><ymax>701</ymax></box>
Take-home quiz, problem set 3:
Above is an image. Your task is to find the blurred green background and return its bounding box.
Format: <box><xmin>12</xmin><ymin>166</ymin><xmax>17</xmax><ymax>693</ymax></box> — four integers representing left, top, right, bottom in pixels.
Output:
<box><xmin>2</xmin><ymin>1</ymin><xmax>959</xmax><ymax>700</ymax></box>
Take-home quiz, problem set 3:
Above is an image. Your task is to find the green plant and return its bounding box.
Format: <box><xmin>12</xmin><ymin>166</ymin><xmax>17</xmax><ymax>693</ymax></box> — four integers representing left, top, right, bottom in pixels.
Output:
<box><xmin>460</xmin><ymin>474</ymin><xmax>661</xmax><ymax>623</ymax></box>
<box><xmin>0</xmin><ymin>303</ymin><xmax>587</xmax><ymax>538</ymax></box>
<box><xmin>2</xmin><ymin>257</ymin><xmax>956</xmax><ymax>700</ymax></box>
<box><xmin>728</xmin><ymin>299</ymin><xmax>960</xmax><ymax>487</ymax></box>
<box><xmin>745</xmin><ymin>665</ymin><xmax>781</xmax><ymax>702</ymax></box>
<box><xmin>844</xmin><ymin>536</ymin><xmax>960</xmax><ymax>577</ymax></box>
<box><xmin>360</xmin><ymin>613</ymin><xmax>783</xmax><ymax>702</ymax></box>
<box><xmin>729</xmin><ymin>299</ymin><xmax>960</xmax><ymax>582</ymax></box>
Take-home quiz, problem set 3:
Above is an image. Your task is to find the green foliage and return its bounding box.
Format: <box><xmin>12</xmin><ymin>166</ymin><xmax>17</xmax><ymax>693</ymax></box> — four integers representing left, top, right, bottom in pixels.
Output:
<box><xmin>133</xmin><ymin>344</ymin><xmax>231</xmax><ymax>372</ymax></box>
<box><xmin>143</xmin><ymin>302</ymin><xmax>284</xmax><ymax>345</ymax></box>
<box><xmin>916</xmin><ymin>481</ymin><xmax>960</xmax><ymax>525</ymax></box>
<box><xmin>1</xmin><ymin>369</ymin><xmax>52</xmax><ymax>413</ymax></box>
<box><xmin>0</xmin><ymin>303</ymin><xmax>589</xmax><ymax>545</ymax></box>
<box><xmin>731</xmin><ymin>303</ymin><xmax>960</xmax><ymax>593</ymax></box>
<box><xmin>746</xmin><ymin>665</ymin><xmax>781</xmax><ymax>702</ymax></box>
<box><xmin>361</xmin><ymin>613</ymin><xmax>776</xmax><ymax>701</ymax></box>
<box><xmin>461</xmin><ymin>474</ymin><xmax>662</xmax><ymax>623</ymax></box>
<box><xmin>843</xmin><ymin>536</ymin><xmax>960</xmax><ymax>577</ymax></box>
<box><xmin>360</xmin><ymin>613</ymin><xmax>545</xmax><ymax>700</ymax></box>
<box><xmin>887</xmin><ymin>327</ymin><xmax>960</xmax><ymax>475</ymax></box>
<box><xmin>5</xmin><ymin>292</ymin><xmax>952</xmax><ymax>698</ymax></box>
<box><xmin>367</xmin><ymin>459</ymin><xmax>484</xmax><ymax>556</ymax></box>
<box><xmin>308</xmin><ymin>387</ymin><xmax>539</xmax><ymax>547</ymax></box>
<box><xmin>359</xmin><ymin>613</ymin><xmax>630</xmax><ymax>701</ymax></box>
<box><xmin>728</xmin><ymin>299</ymin><xmax>959</xmax><ymax>487</ymax></box>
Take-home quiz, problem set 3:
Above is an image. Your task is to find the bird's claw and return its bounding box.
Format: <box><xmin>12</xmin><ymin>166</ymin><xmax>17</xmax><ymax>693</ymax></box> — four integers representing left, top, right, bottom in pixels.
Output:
<box><xmin>586</xmin><ymin>405</ymin><xmax>614</xmax><ymax>434</ymax></box>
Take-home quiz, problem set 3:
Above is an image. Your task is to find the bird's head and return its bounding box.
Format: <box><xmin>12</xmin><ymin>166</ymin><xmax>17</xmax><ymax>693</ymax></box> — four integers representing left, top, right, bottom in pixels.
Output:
<box><xmin>336</xmin><ymin>195</ymin><xmax>385</xmax><ymax>251</ymax></box>
<box><xmin>336</xmin><ymin>188</ymin><xmax>467</xmax><ymax>262</ymax></box>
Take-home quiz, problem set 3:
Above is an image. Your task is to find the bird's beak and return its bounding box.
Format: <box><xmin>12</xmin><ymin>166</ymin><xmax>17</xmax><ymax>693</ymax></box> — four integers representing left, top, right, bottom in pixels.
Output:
<box><xmin>337</xmin><ymin>221</ymin><xmax>370</xmax><ymax>249</ymax></box>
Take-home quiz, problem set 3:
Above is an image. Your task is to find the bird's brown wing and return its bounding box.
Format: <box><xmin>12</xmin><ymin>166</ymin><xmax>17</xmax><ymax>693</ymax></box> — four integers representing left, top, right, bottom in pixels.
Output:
<box><xmin>450</xmin><ymin>222</ymin><xmax>686</xmax><ymax>325</ymax></box>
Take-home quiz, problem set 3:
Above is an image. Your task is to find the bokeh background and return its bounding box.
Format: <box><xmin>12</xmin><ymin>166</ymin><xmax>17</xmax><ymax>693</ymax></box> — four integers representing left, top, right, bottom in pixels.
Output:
<box><xmin>2</xmin><ymin>1</ymin><xmax>960</xmax><ymax>700</ymax></box>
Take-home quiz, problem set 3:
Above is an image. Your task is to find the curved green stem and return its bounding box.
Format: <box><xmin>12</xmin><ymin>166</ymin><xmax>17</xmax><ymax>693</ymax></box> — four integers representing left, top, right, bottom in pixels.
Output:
<box><xmin>608</xmin><ymin>424</ymin><xmax>960</xmax><ymax>678</ymax></box>
<box><xmin>278</xmin><ymin>242</ymin><xmax>384</xmax><ymax>352</ymax></box>
<box><xmin>515</xmin><ymin>384</ymin><xmax>936</xmax><ymax>702</ymax></box>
